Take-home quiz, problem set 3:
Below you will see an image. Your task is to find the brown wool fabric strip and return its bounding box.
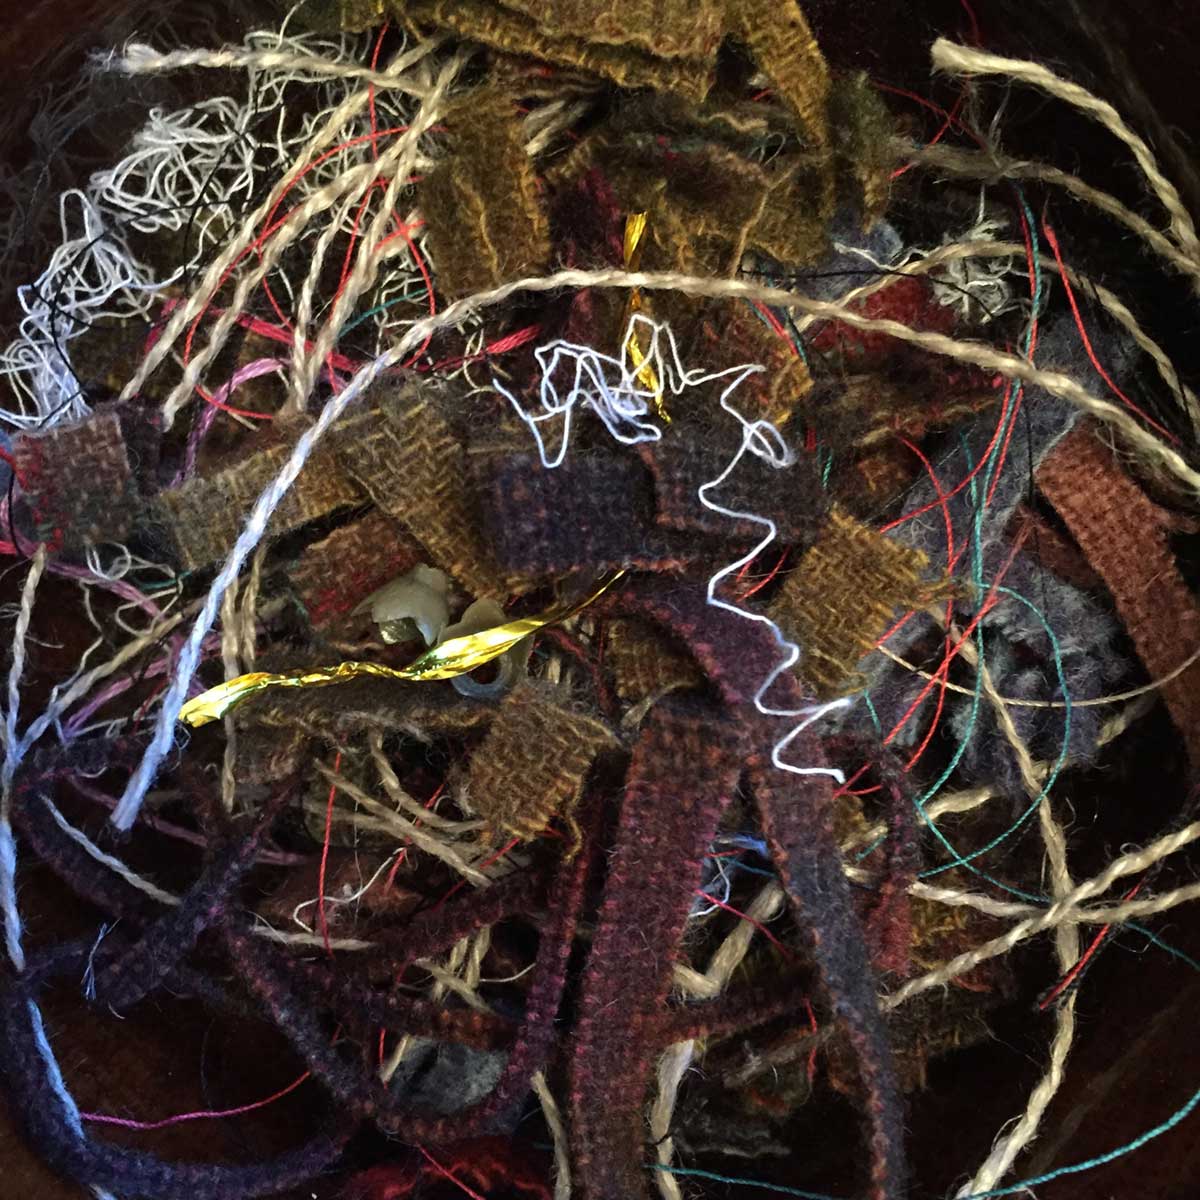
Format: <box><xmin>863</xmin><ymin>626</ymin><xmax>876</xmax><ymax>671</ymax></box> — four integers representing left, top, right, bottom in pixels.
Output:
<box><xmin>419</xmin><ymin>87</ymin><xmax>550</xmax><ymax>301</ymax></box>
<box><xmin>1037</xmin><ymin>423</ymin><xmax>1200</xmax><ymax>765</ymax></box>
<box><xmin>750</xmin><ymin>729</ymin><xmax>906</xmax><ymax>1200</ymax></box>
<box><xmin>155</xmin><ymin>439</ymin><xmax>362</xmax><ymax>571</ymax></box>
<box><xmin>642</xmin><ymin>147</ymin><xmax>772</xmax><ymax>279</ymax></box>
<box><xmin>14</xmin><ymin>409</ymin><xmax>143</xmax><ymax>551</ymax></box>
<box><xmin>291</xmin><ymin>508</ymin><xmax>425</xmax><ymax>629</ymax></box>
<box><xmin>394</xmin><ymin>0</ymin><xmax>718</xmax><ymax>98</ymax></box>
<box><xmin>238</xmin><ymin>676</ymin><xmax>493</xmax><ymax>755</ymax></box>
<box><xmin>568</xmin><ymin>696</ymin><xmax>743</xmax><ymax>1198</ymax></box>
<box><xmin>830</xmin><ymin>72</ymin><xmax>896</xmax><ymax>225</ymax></box>
<box><xmin>729</xmin><ymin>0</ymin><xmax>831</xmax><ymax>196</ymax></box>
<box><xmin>638</xmin><ymin>429</ymin><xmax>828</xmax><ymax>547</ymax></box>
<box><xmin>472</xmin><ymin>447</ymin><xmax>697</xmax><ymax>578</ymax></box>
<box><xmin>749</xmin><ymin>158</ymin><xmax>835</xmax><ymax>267</ymax></box>
<box><xmin>467</xmin><ymin>682</ymin><xmax>616</xmax><ymax>842</ymax></box>
<box><xmin>1008</xmin><ymin>503</ymin><xmax>1104</xmax><ymax>594</ymax></box>
<box><xmin>329</xmin><ymin>386</ymin><xmax>510</xmax><ymax>598</ymax></box>
<box><xmin>770</xmin><ymin>506</ymin><xmax>942</xmax><ymax>697</ymax></box>
<box><xmin>605</xmin><ymin>618</ymin><xmax>703</xmax><ymax>703</ymax></box>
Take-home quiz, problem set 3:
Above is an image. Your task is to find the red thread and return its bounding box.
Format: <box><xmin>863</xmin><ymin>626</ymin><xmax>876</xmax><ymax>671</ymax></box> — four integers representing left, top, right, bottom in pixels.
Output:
<box><xmin>695</xmin><ymin>890</ymin><xmax>796</xmax><ymax>961</ymax></box>
<box><xmin>1043</xmin><ymin>219</ymin><xmax>1179</xmax><ymax>445</ymax></box>
<box><xmin>1039</xmin><ymin>881</ymin><xmax>1143</xmax><ymax>1009</ymax></box>
<box><xmin>417</xmin><ymin>1146</ymin><xmax>489</xmax><ymax>1200</ymax></box>
<box><xmin>317</xmin><ymin>750</ymin><xmax>342</xmax><ymax>956</ymax></box>
<box><xmin>81</xmin><ymin>1070</ymin><xmax>311</xmax><ymax>1131</ymax></box>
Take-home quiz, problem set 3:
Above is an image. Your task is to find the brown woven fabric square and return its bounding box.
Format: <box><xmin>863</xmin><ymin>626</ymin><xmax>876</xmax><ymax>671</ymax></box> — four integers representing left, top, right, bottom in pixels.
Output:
<box><xmin>291</xmin><ymin>509</ymin><xmax>425</xmax><ymax>629</ymax></box>
<box><xmin>605</xmin><ymin>618</ymin><xmax>703</xmax><ymax>702</ymax></box>
<box><xmin>419</xmin><ymin>88</ymin><xmax>550</xmax><ymax>301</ymax></box>
<box><xmin>328</xmin><ymin>385</ymin><xmax>510</xmax><ymax>599</ymax></box>
<box><xmin>14</xmin><ymin>408</ymin><xmax>141</xmax><ymax>551</ymax></box>
<box><xmin>770</xmin><ymin>506</ymin><xmax>940</xmax><ymax>697</ymax></box>
<box><xmin>467</xmin><ymin>683</ymin><xmax>615</xmax><ymax>841</ymax></box>
<box><xmin>154</xmin><ymin>439</ymin><xmax>362</xmax><ymax>571</ymax></box>
<box><xmin>472</xmin><ymin>447</ymin><xmax>696</xmax><ymax>579</ymax></box>
<box><xmin>639</xmin><ymin>431</ymin><xmax>828</xmax><ymax>548</ymax></box>
<box><xmin>395</xmin><ymin>0</ymin><xmax>719</xmax><ymax>98</ymax></box>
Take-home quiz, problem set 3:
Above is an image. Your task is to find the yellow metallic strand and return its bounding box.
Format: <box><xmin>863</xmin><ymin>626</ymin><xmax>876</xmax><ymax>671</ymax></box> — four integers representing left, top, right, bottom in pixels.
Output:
<box><xmin>179</xmin><ymin>572</ymin><xmax>624</xmax><ymax>727</ymax></box>
<box><xmin>622</xmin><ymin>211</ymin><xmax>668</xmax><ymax>421</ymax></box>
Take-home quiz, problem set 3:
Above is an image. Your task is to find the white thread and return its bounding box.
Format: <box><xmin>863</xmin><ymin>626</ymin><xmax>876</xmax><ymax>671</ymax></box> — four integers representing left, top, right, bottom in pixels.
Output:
<box><xmin>500</xmin><ymin>314</ymin><xmax>848</xmax><ymax>782</ymax></box>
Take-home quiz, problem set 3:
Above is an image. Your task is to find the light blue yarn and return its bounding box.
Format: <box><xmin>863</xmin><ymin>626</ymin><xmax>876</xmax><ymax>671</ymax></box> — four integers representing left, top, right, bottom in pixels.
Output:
<box><xmin>28</xmin><ymin>998</ymin><xmax>84</xmax><ymax>1140</ymax></box>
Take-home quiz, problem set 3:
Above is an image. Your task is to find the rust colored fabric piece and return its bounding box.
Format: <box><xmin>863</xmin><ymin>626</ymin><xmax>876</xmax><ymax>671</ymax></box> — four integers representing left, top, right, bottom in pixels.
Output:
<box><xmin>154</xmin><ymin>439</ymin><xmax>362</xmax><ymax>571</ymax></box>
<box><xmin>467</xmin><ymin>682</ymin><xmax>616</xmax><ymax>842</ymax></box>
<box><xmin>1037</xmin><ymin>423</ymin><xmax>1200</xmax><ymax>765</ymax></box>
<box><xmin>393</xmin><ymin>0</ymin><xmax>720</xmax><ymax>98</ymax></box>
<box><xmin>568</xmin><ymin>696</ymin><xmax>743</xmax><ymax>1199</ymax></box>
<box><xmin>770</xmin><ymin>506</ymin><xmax>942</xmax><ymax>697</ymax></box>
<box><xmin>291</xmin><ymin>509</ymin><xmax>424</xmax><ymax>629</ymax></box>
<box><xmin>330</xmin><ymin>386</ymin><xmax>510</xmax><ymax>599</ymax></box>
<box><xmin>419</xmin><ymin>88</ymin><xmax>550</xmax><ymax>301</ymax></box>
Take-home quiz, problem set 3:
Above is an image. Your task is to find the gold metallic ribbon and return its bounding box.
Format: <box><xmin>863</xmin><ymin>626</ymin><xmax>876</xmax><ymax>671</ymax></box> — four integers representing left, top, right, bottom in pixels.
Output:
<box><xmin>180</xmin><ymin>573</ymin><xmax>624</xmax><ymax>727</ymax></box>
<box><xmin>622</xmin><ymin>211</ymin><xmax>668</xmax><ymax>422</ymax></box>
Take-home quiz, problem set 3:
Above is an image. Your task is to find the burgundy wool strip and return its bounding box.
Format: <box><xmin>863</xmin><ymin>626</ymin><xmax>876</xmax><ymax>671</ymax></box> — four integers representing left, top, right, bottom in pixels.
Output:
<box><xmin>567</xmin><ymin>695</ymin><xmax>743</xmax><ymax>1198</ymax></box>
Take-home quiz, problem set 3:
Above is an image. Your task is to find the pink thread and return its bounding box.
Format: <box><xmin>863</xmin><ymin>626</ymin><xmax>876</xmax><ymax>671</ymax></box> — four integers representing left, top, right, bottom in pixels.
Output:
<box><xmin>81</xmin><ymin>1069</ymin><xmax>311</xmax><ymax>1130</ymax></box>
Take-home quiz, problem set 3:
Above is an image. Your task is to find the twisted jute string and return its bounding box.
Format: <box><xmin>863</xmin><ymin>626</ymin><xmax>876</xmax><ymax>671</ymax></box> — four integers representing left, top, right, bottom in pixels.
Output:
<box><xmin>954</xmin><ymin>623</ymin><xmax>1080</xmax><ymax>1194</ymax></box>
<box><xmin>115</xmin><ymin>33</ymin><xmax>444</xmax><ymax>419</ymax></box>
<box><xmin>791</xmin><ymin>236</ymin><xmax>1200</xmax><ymax>433</ymax></box>
<box><xmin>896</xmin><ymin>139</ymin><xmax>1200</xmax><ymax>291</ymax></box>
<box><xmin>931</xmin><ymin>38</ymin><xmax>1200</xmax><ymax>268</ymax></box>
<box><xmin>105</xmin><ymin>41</ymin><xmax>441</xmax><ymax>96</ymax></box>
<box><xmin>286</xmin><ymin>51</ymin><xmax>473</xmax><ymax>414</ymax></box>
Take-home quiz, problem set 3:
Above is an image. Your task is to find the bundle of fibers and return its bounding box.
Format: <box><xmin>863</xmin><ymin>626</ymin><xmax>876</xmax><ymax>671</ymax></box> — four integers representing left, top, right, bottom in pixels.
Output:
<box><xmin>2</xmin><ymin>1</ymin><xmax>1200</xmax><ymax>1198</ymax></box>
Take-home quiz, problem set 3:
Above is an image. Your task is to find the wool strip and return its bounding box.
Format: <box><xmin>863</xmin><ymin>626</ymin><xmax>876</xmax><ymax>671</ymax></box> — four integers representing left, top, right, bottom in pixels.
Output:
<box><xmin>473</xmin><ymin>448</ymin><xmax>696</xmax><ymax>578</ymax></box>
<box><xmin>330</xmin><ymin>385</ymin><xmax>510</xmax><ymax>599</ymax></box>
<box><xmin>567</xmin><ymin>695</ymin><xmax>743</xmax><ymax>1198</ymax></box>
<box><xmin>639</xmin><ymin>430</ymin><xmax>827</xmax><ymax>546</ymax></box>
<box><xmin>751</xmin><ymin>734</ymin><xmax>906</xmax><ymax>1200</ymax></box>
<box><xmin>1037</xmin><ymin>423</ymin><xmax>1200</xmax><ymax>765</ymax></box>
<box><xmin>605</xmin><ymin>618</ymin><xmax>703</xmax><ymax>703</ymax></box>
<box><xmin>291</xmin><ymin>509</ymin><xmax>425</xmax><ymax>630</ymax></box>
<box><xmin>155</xmin><ymin>437</ymin><xmax>363</xmax><ymax>572</ymax></box>
<box><xmin>419</xmin><ymin>87</ymin><xmax>551</xmax><ymax>301</ymax></box>
<box><xmin>13</xmin><ymin>409</ymin><xmax>144</xmax><ymax>552</ymax></box>
<box><xmin>391</xmin><ymin>0</ymin><xmax>719</xmax><ymax>99</ymax></box>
